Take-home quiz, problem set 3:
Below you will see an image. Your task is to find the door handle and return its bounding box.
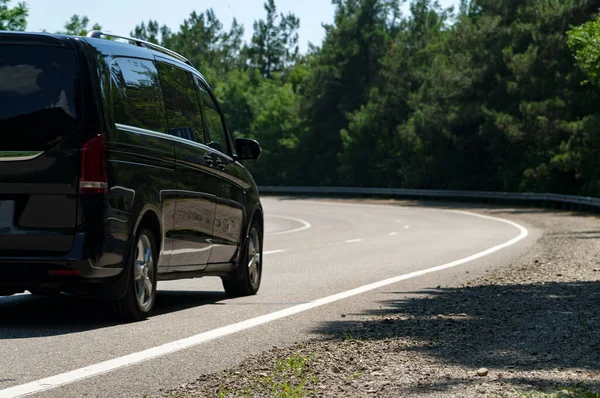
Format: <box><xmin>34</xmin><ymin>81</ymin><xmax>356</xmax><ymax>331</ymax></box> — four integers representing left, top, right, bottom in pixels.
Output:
<box><xmin>203</xmin><ymin>154</ymin><xmax>214</xmax><ymax>167</ymax></box>
<box><xmin>215</xmin><ymin>158</ymin><xmax>226</xmax><ymax>171</ymax></box>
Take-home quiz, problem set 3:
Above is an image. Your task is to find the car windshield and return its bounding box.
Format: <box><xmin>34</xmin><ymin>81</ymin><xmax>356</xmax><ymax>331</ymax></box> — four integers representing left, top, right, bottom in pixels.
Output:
<box><xmin>0</xmin><ymin>45</ymin><xmax>80</xmax><ymax>152</ymax></box>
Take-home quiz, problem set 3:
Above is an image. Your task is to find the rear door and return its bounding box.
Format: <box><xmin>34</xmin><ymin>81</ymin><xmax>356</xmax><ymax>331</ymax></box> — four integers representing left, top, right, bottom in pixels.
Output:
<box><xmin>107</xmin><ymin>56</ymin><xmax>176</xmax><ymax>272</ymax></box>
<box><xmin>195</xmin><ymin>78</ymin><xmax>246</xmax><ymax>265</ymax></box>
<box><xmin>0</xmin><ymin>36</ymin><xmax>86</xmax><ymax>255</ymax></box>
<box><xmin>156</xmin><ymin>61</ymin><xmax>217</xmax><ymax>273</ymax></box>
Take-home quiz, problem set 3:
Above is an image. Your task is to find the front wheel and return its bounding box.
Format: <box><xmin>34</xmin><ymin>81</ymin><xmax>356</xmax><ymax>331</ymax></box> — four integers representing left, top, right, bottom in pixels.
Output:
<box><xmin>114</xmin><ymin>228</ymin><xmax>158</xmax><ymax>321</ymax></box>
<box><xmin>222</xmin><ymin>221</ymin><xmax>262</xmax><ymax>297</ymax></box>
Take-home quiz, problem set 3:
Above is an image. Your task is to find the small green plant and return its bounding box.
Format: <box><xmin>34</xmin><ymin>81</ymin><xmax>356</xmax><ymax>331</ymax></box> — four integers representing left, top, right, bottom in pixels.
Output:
<box><xmin>271</xmin><ymin>380</ymin><xmax>307</xmax><ymax>398</ymax></box>
<box><xmin>240</xmin><ymin>388</ymin><xmax>253</xmax><ymax>398</ymax></box>
<box><xmin>275</xmin><ymin>353</ymin><xmax>314</xmax><ymax>375</ymax></box>
<box><xmin>349</xmin><ymin>371</ymin><xmax>364</xmax><ymax>380</ymax></box>
<box><xmin>379</xmin><ymin>305</ymin><xmax>386</xmax><ymax>319</ymax></box>
<box><xmin>265</xmin><ymin>353</ymin><xmax>317</xmax><ymax>398</ymax></box>
<box><xmin>217</xmin><ymin>385</ymin><xmax>232</xmax><ymax>398</ymax></box>
<box><xmin>341</xmin><ymin>330</ymin><xmax>363</xmax><ymax>342</ymax></box>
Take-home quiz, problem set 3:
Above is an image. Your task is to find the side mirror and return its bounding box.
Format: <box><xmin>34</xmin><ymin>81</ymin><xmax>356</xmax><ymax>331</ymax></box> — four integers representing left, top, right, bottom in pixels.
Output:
<box><xmin>235</xmin><ymin>138</ymin><xmax>262</xmax><ymax>161</ymax></box>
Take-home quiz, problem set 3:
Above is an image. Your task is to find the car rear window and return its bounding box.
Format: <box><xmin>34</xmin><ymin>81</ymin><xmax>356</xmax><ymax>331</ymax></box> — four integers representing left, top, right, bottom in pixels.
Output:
<box><xmin>0</xmin><ymin>45</ymin><xmax>80</xmax><ymax>152</ymax></box>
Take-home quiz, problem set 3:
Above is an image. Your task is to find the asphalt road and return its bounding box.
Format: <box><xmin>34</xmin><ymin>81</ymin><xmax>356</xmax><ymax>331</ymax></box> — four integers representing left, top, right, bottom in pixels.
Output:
<box><xmin>0</xmin><ymin>198</ymin><xmax>538</xmax><ymax>398</ymax></box>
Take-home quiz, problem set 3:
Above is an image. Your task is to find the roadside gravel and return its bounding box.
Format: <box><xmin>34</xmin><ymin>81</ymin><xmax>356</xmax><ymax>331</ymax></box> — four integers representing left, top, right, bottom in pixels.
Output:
<box><xmin>159</xmin><ymin>203</ymin><xmax>600</xmax><ymax>397</ymax></box>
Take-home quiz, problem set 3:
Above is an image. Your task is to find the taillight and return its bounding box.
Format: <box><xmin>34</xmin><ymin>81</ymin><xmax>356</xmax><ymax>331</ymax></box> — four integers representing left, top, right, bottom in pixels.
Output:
<box><xmin>79</xmin><ymin>134</ymin><xmax>108</xmax><ymax>194</ymax></box>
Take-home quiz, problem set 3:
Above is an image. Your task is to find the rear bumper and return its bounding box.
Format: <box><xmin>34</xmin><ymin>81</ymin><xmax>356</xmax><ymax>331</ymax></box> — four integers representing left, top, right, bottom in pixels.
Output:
<box><xmin>0</xmin><ymin>233</ymin><xmax>131</xmax><ymax>298</ymax></box>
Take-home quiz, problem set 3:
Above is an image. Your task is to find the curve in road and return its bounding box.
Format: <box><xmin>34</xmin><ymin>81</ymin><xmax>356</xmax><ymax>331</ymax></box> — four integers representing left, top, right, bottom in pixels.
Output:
<box><xmin>0</xmin><ymin>198</ymin><xmax>531</xmax><ymax>398</ymax></box>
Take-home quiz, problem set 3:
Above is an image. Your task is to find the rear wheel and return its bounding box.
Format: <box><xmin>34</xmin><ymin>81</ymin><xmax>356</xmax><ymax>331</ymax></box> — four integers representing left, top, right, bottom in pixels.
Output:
<box><xmin>222</xmin><ymin>221</ymin><xmax>262</xmax><ymax>297</ymax></box>
<box><xmin>115</xmin><ymin>228</ymin><xmax>158</xmax><ymax>321</ymax></box>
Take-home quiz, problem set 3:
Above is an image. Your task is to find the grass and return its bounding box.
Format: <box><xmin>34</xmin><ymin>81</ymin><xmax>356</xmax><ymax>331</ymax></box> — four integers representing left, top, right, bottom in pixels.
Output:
<box><xmin>349</xmin><ymin>371</ymin><xmax>364</xmax><ymax>380</ymax></box>
<box><xmin>195</xmin><ymin>353</ymin><xmax>319</xmax><ymax>398</ymax></box>
<box><xmin>341</xmin><ymin>330</ymin><xmax>363</xmax><ymax>342</ymax></box>
<box><xmin>264</xmin><ymin>353</ymin><xmax>317</xmax><ymax>398</ymax></box>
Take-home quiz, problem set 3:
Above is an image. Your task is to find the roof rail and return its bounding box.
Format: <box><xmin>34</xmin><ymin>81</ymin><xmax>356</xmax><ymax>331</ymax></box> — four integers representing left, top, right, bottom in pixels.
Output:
<box><xmin>86</xmin><ymin>30</ymin><xmax>193</xmax><ymax>67</ymax></box>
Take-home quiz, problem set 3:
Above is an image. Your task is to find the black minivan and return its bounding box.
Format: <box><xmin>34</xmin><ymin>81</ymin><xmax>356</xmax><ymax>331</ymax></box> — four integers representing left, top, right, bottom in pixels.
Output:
<box><xmin>0</xmin><ymin>30</ymin><xmax>264</xmax><ymax>321</ymax></box>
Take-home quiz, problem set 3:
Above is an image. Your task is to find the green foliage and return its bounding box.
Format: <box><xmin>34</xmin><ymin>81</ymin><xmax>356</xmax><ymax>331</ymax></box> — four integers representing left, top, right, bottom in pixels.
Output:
<box><xmin>341</xmin><ymin>329</ymin><xmax>363</xmax><ymax>341</ymax></box>
<box><xmin>340</xmin><ymin>0</ymin><xmax>453</xmax><ymax>187</ymax></box>
<box><xmin>568</xmin><ymin>12</ymin><xmax>600</xmax><ymax>87</ymax></box>
<box><xmin>267</xmin><ymin>353</ymin><xmax>316</xmax><ymax>398</ymax></box>
<box><xmin>13</xmin><ymin>0</ymin><xmax>600</xmax><ymax>196</ymax></box>
<box><xmin>247</xmin><ymin>0</ymin><xmax>300</xmax><ymax>78</ymax></box>
<box><xmin>122</xmin><ymin>0</ymin><xmax>600</xmax><ymax>196</ymax></box>
<box><xmin>58</xmin><ymin>14</ymin><xmax>101</xmax><ymax>36</ymax></box>
<box><xmin>294</xmin><ymin>0</ymin><xmax>402</xmax><ymax>186</ymax></box>
<box><xmin>172</xmin><ymin>9</ymin><xmax>236</xmax><ymax>74</ymax></box>
<box><xmin>0</xmin><ymin>0</ymin><xmax>27</xmax><ymax>31</ymax></box>
<box><xmin>135</xmin><ymin>9</ymin><xmax>246</xmax><ymax>81</ymax></box>
<box><xmin>131</xmin><ymin>20</ymin><xmax>172</xmax><ymax>45</ymax></box>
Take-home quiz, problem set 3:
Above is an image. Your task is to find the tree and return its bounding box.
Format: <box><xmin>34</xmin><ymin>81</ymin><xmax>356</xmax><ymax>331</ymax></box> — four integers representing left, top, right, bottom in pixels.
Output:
<box><xmin>568</xmin><ymin>13</ymin><xmax>600</xmax><ymax>88</ymax></box>
<box><xmin>293</xmin><ymin>0</ymin><xmax>400</xmax><ymax>185</ymax></box>
<box><xmin>59</xmin><ymin>14</ymin><xmax>101</xmax><ymax>36</ymax></box>
<box><xmin>119</xmin><ymin>0</ymin><xmax>600</xmax><ymax>197</ymax></box>
<box><xmin>247</xmin><ymin>0</ymin><xmax>300</xmax><ymax>78</ymax></box>
<box><xmin>151</xmin><ymin>9</ymin><xmax>245</xmax><ymax>79</ymax></box>
<box><xmin>339</xmin><ymin>0</ymin><xmax>453</xmax><ymax>187</ymax></box>
<box><xmin>0</xmin><ymin>0</ymin><xmax>27</xmax><ymax>31</ymax></box>
<box><xmin>131</xmin><ymin>20</ymin><xmax>172</xmax><ymax>45</ymax></box>
<box><xmin>246</xmin><ymin>74</ymin><xmax>302</xmax><ymax>184</ymax></box>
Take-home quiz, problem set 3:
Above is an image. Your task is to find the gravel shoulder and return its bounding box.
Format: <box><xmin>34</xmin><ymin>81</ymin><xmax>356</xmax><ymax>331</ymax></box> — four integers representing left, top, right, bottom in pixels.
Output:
<box><xmin>159</xmin><ymin>202</ymin><xmax>600</xmax><ymax>398</ymax></box>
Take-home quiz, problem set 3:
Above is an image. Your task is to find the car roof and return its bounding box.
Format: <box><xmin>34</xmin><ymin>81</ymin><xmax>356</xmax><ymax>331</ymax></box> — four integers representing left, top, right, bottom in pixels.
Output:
<box><xmin>0</xmin><ymin>30</ymin><xmax>212</xmax><ymax>90</ymax></box>
<box><xmin>0</xmin><ymin>30</ymin><xmax>77</xmax><ymax>47</ymax></box>
<box><xmin>1</xmin><ymin>30</ymin><xmax>195</xmax><ymax>70</ymax></box>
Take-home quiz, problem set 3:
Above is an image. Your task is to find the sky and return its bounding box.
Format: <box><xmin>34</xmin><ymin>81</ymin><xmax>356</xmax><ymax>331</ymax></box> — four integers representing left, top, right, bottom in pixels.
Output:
<box><xmin>23</xmin><ymin>0</ymin><xmax>460</xmax><ymax>52</ymax></box>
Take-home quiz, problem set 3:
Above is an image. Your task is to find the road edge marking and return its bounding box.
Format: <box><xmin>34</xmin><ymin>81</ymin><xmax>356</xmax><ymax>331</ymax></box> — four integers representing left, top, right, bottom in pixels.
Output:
<box><xmin>0</xmin><ymin>210</ymin><xmax>528</xmax><ymax>398</ymax></box>
<box><xmin>265</xmin><ymin>215</ymin><xmax>312</xmax><ymax>236</ymax></box>
<box><xmin>345</xmin><ymin>239</ymin><xmax>363</xmax><ymax>244</ymax></box>
<box><xmin>263</xmin><ymin>250</ymin><xmax>287</xmax><ymax>255</ymax></box>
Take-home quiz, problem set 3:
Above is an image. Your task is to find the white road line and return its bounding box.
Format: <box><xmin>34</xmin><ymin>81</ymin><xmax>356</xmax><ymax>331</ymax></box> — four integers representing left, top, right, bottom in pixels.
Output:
<box><xmin>0</xmin><ymin>210</ymin><xmax>528</xmax><ymax>398</ymax></box>
<box><xmin>263</xmin><ymin>250</ymin><xmax>287</xmax><ymax>255</ymax></box>
<box><xmin>345</xmin><ymin>239</ymin><xmax>363</xmax><ymax>244</ymax></box>
<box><xmin>388</xmin><ymin>232</ymin><xmax>398</xmax><ymax>236</ymax></box>
<box><xmin>396</xmin><ymin>220</ymin><xmax>403</xmax><ymax>224</ymax></box>
<box><xmin>266</xmin><ymin>215</ymin><xmax>312</xmax><ymax>236</ymax></box>
<box><xmin>405</xmin><ymin>225</ymin><xmax>411</xmax><ymax>229</ymax></box>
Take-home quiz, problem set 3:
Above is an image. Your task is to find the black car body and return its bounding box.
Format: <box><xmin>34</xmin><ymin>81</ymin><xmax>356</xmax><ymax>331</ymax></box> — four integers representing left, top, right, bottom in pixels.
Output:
<box><xmin>0</xmin><ymin>31</ymin><xmax>264</xmax><ymax>320</ymax></box>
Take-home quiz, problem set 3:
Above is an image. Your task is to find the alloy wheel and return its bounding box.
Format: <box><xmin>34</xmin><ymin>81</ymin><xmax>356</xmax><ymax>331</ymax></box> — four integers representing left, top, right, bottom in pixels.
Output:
<box><xmin>247</xmin><ymin>228</ymin><xmax>261</xmax><ymax>289</ymax></box>
<box><xmin>134</xmin><ymin>234</ymin><xmax>154</xmax><ymax>312</ymax></box>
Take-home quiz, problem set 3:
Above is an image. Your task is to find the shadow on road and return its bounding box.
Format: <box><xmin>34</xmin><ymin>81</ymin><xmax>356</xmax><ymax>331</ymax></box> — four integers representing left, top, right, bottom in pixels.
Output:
<box><xmin>312</xmin><ymin>280</ymin><xmax>600</xmax><ymax>394</ymax></box>
<box><xmin>0</xmin><ymin>290</ymin><xmax>228</xmax><ymax>339</ymax></box>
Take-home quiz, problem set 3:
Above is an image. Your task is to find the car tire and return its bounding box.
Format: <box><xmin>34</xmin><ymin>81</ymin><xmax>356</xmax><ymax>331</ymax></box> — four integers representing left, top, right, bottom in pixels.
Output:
<box><xmin>115</xmin><ymin>228</ymin><xmax>158</xmax><ymax>322</ymax></box>
<box><xmin>222</xmin><ymin>220</ymin><xmax>263</xmax><ymax>297</ymax></box>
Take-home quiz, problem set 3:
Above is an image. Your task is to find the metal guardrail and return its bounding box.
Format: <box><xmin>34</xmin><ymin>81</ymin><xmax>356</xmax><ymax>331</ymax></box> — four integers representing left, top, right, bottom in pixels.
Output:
<box><xmin>258</xmin><ymin>186</ymin><xmax>600</xmax><ymax>210</ymax></box>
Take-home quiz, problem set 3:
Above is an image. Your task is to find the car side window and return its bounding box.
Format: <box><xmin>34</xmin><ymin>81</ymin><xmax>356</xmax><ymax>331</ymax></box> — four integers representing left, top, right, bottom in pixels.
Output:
<box><xmin>111</xmin><ymin>58</ymin><xmax>167</xmax><ymax>133</ymax></box>
<box><xmin>195</xmin><ymin>77</ymin><xmax>229</xmax><ymax>155</ymax></box>
<box><xmin>157</xmin><ymin>63</ymin><xmax>205</xmax><ymax>144</ymax></box>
